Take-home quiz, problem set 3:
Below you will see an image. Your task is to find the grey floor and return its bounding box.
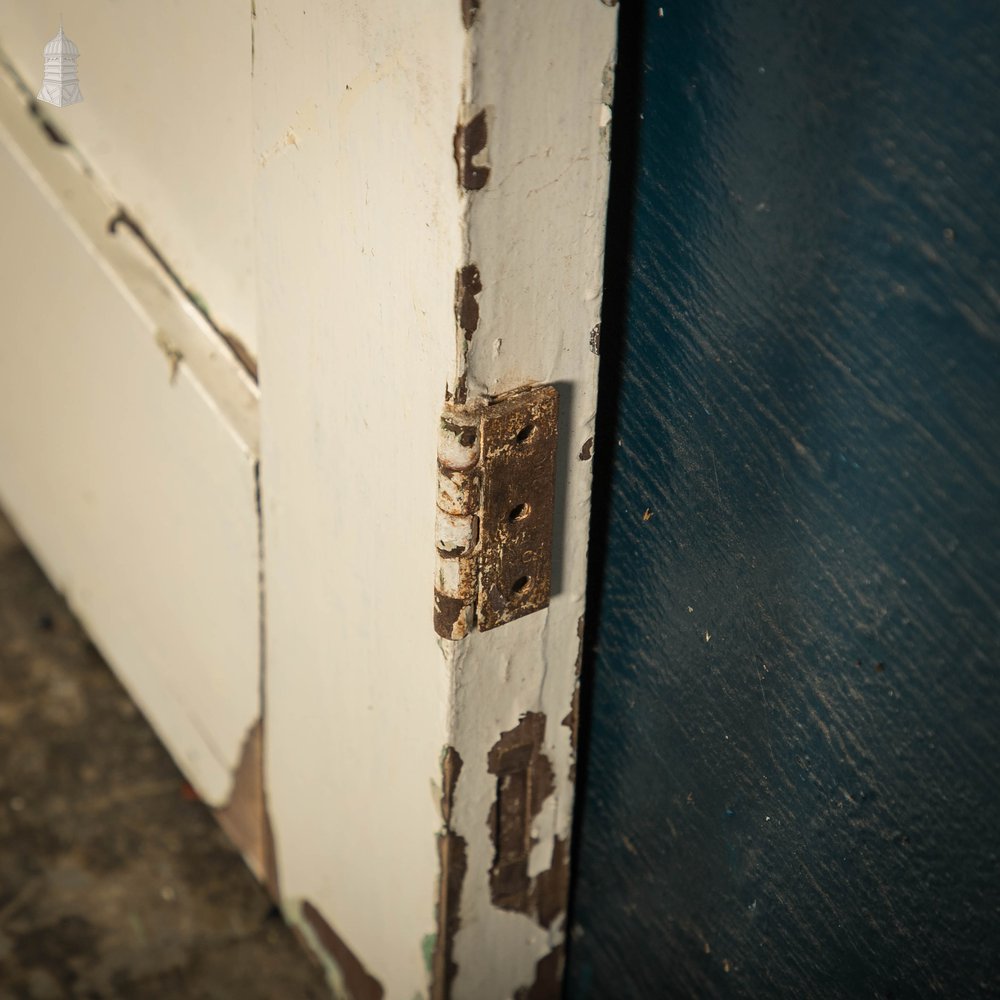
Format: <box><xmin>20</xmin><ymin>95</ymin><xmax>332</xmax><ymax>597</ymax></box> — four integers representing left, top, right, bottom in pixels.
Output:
<box><xmin>0</xmin><ymin>509</ymin><xmax>329</xmax><ymax>999</ymax></box>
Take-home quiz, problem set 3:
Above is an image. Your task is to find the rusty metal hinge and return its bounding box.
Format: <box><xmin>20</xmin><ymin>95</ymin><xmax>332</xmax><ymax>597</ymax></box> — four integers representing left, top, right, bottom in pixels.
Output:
<box><xmin>434</xmin><ymin>385</ymin><xmax>559</xmax><ymax>639</ymax></box>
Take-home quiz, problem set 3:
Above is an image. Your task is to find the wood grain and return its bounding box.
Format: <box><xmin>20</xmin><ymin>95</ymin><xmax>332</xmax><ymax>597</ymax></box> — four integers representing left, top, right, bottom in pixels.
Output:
<box><xmin>569</xmin><ymin>2</ymin><xmax>1000</xmax><ymax>997</ymax></box>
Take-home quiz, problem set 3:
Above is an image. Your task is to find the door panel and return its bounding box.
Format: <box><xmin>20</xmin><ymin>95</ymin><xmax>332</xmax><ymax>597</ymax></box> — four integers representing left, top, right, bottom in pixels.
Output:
<box><xmin>253</xmin><ymin>1</ymin><xmax>616</xmax><ymax>995</ymax></box>
<box><xmin>0</xmin><ymin>77</ymin><xmax>260</xmax><ymax>812</ymax></box>
<box><xmin>570</xmin><ymin>3</ymin><xmax>1000</xmax><ymax>997</ymax></box>
<box><xmin>0</xmin><ymin>2</ymin><xmax>256</xmax><ymax>355</ymax></box>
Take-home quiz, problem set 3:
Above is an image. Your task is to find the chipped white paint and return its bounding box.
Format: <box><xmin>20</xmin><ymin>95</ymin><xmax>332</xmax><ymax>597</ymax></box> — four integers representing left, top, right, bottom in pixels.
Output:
<box><xmin>0</xmin><ymin>65</ymin><xmax>261</xmax><ymax>807</ymax></box>
<box><xmin>0</xmin><ymin>1</ymin><xmax>257</xmax><ymax>353</ymax></box>
<box><xmin>3</xmin><ymin>0</ymin><xmax>615</xmax><ymax>992</ymax></box>
<box><xmin>258</xmin><ymin>0</ymin><xmax>615</xmax><ymax>997</ymax></box>
<box><xmin>254</xmin><ymin>2</ymin><xmax>464</xmax><ymax>997</ymax></box>
<box><xmin>446</xmin><ymin>2</ymin><xmax>617</xmax><ymax>996</ymax></box>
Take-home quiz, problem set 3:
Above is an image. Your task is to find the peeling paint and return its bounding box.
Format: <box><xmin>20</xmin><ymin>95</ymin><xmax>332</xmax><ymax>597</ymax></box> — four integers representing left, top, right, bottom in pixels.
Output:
<box><xmin>434</xmin><ymin>592</ymin><xmax>471</xmax><ymax>640</ymax></box>
<box><xmin>485</xmin><ymin>712</ymin><xmax>568</xmax><ymax>927</ymax></box>
<box><xmin>441</xmin><ymin>747</ymin><xmax>463</xmax><ymax>825</ymax></box>
<box><xmin>301</xmin><ymin>900</ymin><xmax>385</xmax><ymax>1000</ymax></box>
<box><xmin>213</xmin><ymin>719</ymin><xmax>280</xmax><ymax>896</ymax></box>
<box><xmin>455</xmin><ymin>264</ymin><xmax>483</xmax><ymax>342</ymax></box>
<box><xmin>453</xmin><ymin>110</ymin><xmax>490</xmax><ymax>191</ymax></box>
<box><xmin>599</xmin><ymin>56</ymin><xmax>616</xmax><ymax>158</ymax></box>
<box><xmin>435</xmin><ymin>410</ymin><xmax>482</xmax><ymax>639</ymax></box>
<box><xmin>578</xmin><ymin>437</ymin><xmax>594</xmax><ymax>461</ymax></box>
<box><xmin>432</xmin><ymin>747</ymin><xmax>467</xmax><ymax>1000</ymax></box>
<box><xmin>243</xmin><ymin>0</ymin><xmax>616</xmax><ymax>994</ymax></box>
<box><xmin>589</xmin><ymin>323</ymin><xmax>601</xmax><ymax>355</ymax></box>
<box><xmin>514</xmin><ymin>945</ymin><xmax>565</xmax><ymax>1000</ymax></box>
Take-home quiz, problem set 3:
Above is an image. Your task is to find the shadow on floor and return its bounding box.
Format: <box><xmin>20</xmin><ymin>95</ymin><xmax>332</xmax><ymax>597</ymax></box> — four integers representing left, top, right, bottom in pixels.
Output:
<box><xmin>0</xmin><ymin>508</ymin><xmax>328</xmax><ymax>999</ymax></box>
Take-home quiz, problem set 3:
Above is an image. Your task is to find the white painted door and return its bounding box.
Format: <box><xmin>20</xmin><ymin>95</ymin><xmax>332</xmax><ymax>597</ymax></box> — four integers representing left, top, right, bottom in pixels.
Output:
<box><xmin>0</xmin><ymin>3</ymin><xmax>617</xmax><ymax>997</ymax></box>
<box><xmin>0</xmin><ymin>16</ymin><xmax>262</xmax><ymax>845</ymax></box>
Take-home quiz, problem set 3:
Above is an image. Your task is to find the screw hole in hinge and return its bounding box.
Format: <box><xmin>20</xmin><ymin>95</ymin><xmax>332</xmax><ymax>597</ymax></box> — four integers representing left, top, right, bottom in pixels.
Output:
<box><xmin>511</xmin><ymin>575</ymin><xmax>532</xmax><ymax>595</ymax></box>
<box><xmin>514</xmin><ymin>423</ymin><xmax>535</xmax><ymax>444</ymax></box>
<box><xmin>508</xmin><ymin>502</ymin><xmax>531</xmax><ymax>523</ymax></box>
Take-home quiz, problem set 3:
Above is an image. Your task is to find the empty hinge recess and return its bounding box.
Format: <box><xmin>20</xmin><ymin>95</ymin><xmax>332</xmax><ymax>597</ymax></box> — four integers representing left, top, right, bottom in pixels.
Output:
<box><xmin>434</xmin><ymin>384</ymin><xmax>559</xmax><ymax>639</ymax></box>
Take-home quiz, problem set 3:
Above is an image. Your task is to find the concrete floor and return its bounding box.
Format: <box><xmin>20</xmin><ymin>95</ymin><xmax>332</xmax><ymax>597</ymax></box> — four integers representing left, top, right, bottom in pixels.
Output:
<box><xmin>0</xmin><ymin>509</ymin><xmax>330</xmax><ymax>999</ymax></box>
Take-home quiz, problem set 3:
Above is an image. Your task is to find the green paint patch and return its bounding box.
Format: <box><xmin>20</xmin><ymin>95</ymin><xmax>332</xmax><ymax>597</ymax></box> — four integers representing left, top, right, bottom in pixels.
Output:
<box><xmin>421</xmin><ymin>931</ymin><xmax>436</xmax><ymax>974</ymax></box>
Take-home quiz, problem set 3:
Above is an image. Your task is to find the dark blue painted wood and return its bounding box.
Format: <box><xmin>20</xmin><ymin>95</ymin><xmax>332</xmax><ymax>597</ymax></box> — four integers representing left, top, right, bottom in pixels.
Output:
<box><xmin>568</xmin><ymin>3</ymin><xmax>1000</xmax><ymax>998</ymax></box>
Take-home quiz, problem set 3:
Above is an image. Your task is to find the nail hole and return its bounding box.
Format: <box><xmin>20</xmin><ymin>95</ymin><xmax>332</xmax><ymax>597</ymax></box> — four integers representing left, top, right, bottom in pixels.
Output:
<box><xmin>511</xmin><ymin>575</ymin><xmax>531</xmax><ymax>595</ymax></box>
<box><xmin>508</xmin><ymin>502</ymin><xmax>530</xmax><ymax>522</ymax></box>
<box><xmin>459</xmin><ymin>429</ymin><xmax>477</xmax><ymax>447</ymax></box>
<box><xmin>514</xmin><ymin>424</ymin><xmax>535</xmax><ymax>444</ymax></box>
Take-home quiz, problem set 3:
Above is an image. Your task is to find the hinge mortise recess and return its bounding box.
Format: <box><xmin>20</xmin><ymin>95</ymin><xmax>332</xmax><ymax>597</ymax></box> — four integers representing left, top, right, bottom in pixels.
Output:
<box><xmin>434</xmin><ymin>384</ymin><xmax>559</xmax><ymax>639</ymax></box>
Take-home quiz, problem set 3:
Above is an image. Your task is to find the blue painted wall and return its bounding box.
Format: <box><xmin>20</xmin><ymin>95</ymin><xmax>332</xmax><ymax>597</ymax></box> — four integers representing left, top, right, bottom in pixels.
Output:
<box><xmin>568</xmin><ymin>2</ymin><xmax>1000</xmax><ymax>997</ymax></box>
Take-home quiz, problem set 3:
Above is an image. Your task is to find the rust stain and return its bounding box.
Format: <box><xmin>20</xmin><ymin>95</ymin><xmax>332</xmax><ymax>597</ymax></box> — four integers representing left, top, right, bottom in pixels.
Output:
<box><xmin>477</xmin><ymin>387</ymin><xmax>559</xmax><ymax>631</ymax></box>
<box><xmin>486</xmin><ymin>712</ymin><xmax>569</xmax><ymax>928</ymax></box>
<box><xmin>301</xmin><ymin>901</ymin><xmax>385</xmax><ymax>1000</ymax></box>
<box><xmin>435</xmin><ymin>409</ymin><xmax>483</xmax><ymax>639</ymax></box>
<box><xmin>455</xmin><ymin>264</ymin><xmax>483</xmax><ymax>342</ymax></box>
<box><xmin>432</xmin><ymin>747</ymin><xmax>467</xmax><ymax>1000</ymax></box>
<box><xmin>438</xmin><ymin>466</ymin><xmax>480</xmax><ymax>508</ymax></box>
<box><xmin>461</xmin><ymin>0</ymin><xmax>480</xmax><ymax>29</ymax></box>
<box><xmin>435</xmin><ymin>388</ymin><xmax>558</xmax><ymax>638</ymax></box>
<box><xmin>578</xmin><ymin>437</ymin><xmax>594</xmax><ymax>461</ymax></box>
<box><xmin>434</xmin><ymin>592</ymin><xmax>469</xmax><ymax>641</ymax></box>
<box><xmin>514</xmin><ymin>945</ymin><xmax>566</xmax><ymax>1000</ymax></box>
<box><xmin>453</xmin><ymin>110</ymin><xmax>490</xmax><ymax>190</ymax></box>
<box><xmin>439</xmin><ymin>419</ymin><xmax>479</xmax><ymax>457</ymax></box>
